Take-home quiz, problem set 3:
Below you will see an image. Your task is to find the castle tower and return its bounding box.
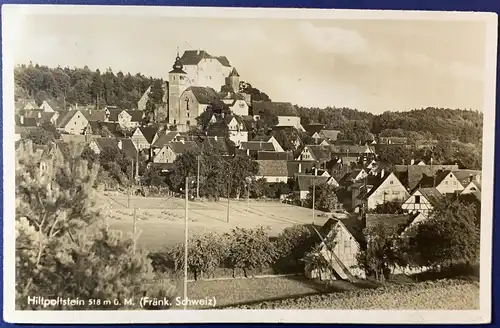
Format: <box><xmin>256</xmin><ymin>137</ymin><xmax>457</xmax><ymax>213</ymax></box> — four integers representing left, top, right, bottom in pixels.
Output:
<box><xmin>168</xmin><ymin>49</ymin><xmax>187</xmax><ymax>124</ymax></box>
<box><xmin>228</xmin><ymin>67</ymin><xmax>240</xmax><ymax>93</ymax></box>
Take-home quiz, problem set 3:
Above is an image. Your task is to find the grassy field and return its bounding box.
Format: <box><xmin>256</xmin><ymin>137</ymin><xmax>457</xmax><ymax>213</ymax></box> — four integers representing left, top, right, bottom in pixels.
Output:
<box><xmin>214</xmin><ymin>278</ymin><xmax>479</xmax><ymax>310</ymax></box>
<box><xmin>102</xmin><ymin>194</ymin><xmax>329</xmax><ymax>251</ymax></box>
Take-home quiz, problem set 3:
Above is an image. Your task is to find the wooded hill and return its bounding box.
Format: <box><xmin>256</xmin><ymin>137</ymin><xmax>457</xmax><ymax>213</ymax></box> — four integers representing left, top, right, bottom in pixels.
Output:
<box><xmin>14</xmin><ymin>63</ymin><xmax>483</xmax><ymax>150</ymax></box>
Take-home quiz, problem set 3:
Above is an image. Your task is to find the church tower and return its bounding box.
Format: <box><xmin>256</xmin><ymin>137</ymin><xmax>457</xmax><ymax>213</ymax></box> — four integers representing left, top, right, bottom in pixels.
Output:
<box><xmin>168</xmin><ymin>49</ymin><xmax>187</xmax><ymax>124</ymax></box>
<box><xmin>228</xmin><ymin>67</ymin><xmax>240</xmax><ymax>93</ymax></box>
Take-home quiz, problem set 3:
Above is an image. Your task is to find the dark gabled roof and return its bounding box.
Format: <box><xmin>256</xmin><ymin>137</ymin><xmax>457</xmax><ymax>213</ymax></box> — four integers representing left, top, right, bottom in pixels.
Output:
<box><xmin>137</xmin><ymin>126</ymin><xmax>158</xmax><ymax>144</ymax></box>
<box><xmin>179</xmin><ymin>50</ymin><xmax>231</xmax><ymax>67</ymax></box>
<box><xmin>56</xmin><ymin>110</ymin><xmax>81</xmax><ymax>128</ymax></box>
<box><xmin>321</xmin><ymin>130</ymin><xmax>341</xmax><ymax>141</ymax></box>
<box><xmin>415</xmin><ymin>187</ymin><xmax>444</xmax><ymax>206</ymax></box>
<box><xmin>186</xmin><ymin>86</ymin><xmax>221</xmax><ymax>105</ymax></box>
<box><xmin>256</xmin><ymin>160</ymin><xmax>289</xmax><ymax>177</ymax></box>
<box><xmin>24</xmin><ymin>110</ymin><xmax>58</xmax><ymax>124</ymax></box>
<box><xmin>240</xmin><ymin>141</ymin><xmax>275</xmax><ymax>152</ymax></box>
<box><xmin>153</xmin><ymin>131</ymin><xmax>181</xmax><ymax>147</ymax></box>
<box><xmin>303</xmin><ymin>123</ymin><xmax>325</xmax><ymax>135</ymax></box>
<box><xmin>93</xmin><ymin>137</ymin><xmax>137</xmax><ymax>159</ymax></box>
<box><xmin>295</xmin><ymin>174</ymin><xmax>330</xmax><ymax>191</ymax></box>
<box><xmin>364</xmin><ymin>173</ymin><xmax>393</xmax><ymax>199</ymax></box>
<box><xmin>15</xmin><ymin>126</ymin><xmax>42</xmax><ymax>135</ymax></box>
<box><xmin>365</xmin><ymin>213</ymin><xmax>418</xmax><ymax>233</ymax></box>
<box><xmin>125</xmin><ymin>110</ymin><xmax>144</xmax><ymax>122</ymax></box>
<box><xmin>393</xmin><ymin>164</ymin><xmax>460</xmax><ymax>190</ymax></box>
<box><xmin>306</xmin><ymin>145</ymin><xmax>332</xmax><ymax>162</ymax></box>
<box><xmin>105</xmin><ymin>109</ymin><xmax>125</xmax><ymax>122</ymax></box>
<box><xmin>287</xmin><ymin>161</ymin><xmax>318</xmax><ymax>178</ymax></box>
<box><xmin>252</xmin><ymin>101</ymin><xmax>298</xmax><ymax>116</ymax></box>
<box><xmin>453</xmin><ymin>169</ymin><xmax>482</xmax><ymax>187</ymax></box>
<box><xmin>223</xmin><ymin>114</ymin><xmax>248</xmax><ymax>131</ymax></box>
<box><xmin>257</xmin><ymin>151</ymin><xmax>294</xmax><ymax>161</ymax></box>
<box><xmin>82</xmin><ymin>109</ymin><xmax>106</xmax><ymax>122</ymax></box>
<box><xmin>168</xmin><ymin>141</ymin><xmax>201</xmax><ymax>155</ymax></box>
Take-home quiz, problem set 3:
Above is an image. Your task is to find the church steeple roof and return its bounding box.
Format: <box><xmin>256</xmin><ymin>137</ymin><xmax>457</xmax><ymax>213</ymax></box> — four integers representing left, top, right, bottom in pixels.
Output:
<box><xmin>169</xmin><ymin>47</ymin><xmax>186</xmax><ymax>74</ymax></box>
<box><xmin>229</xmin><ymin>67</ymin><xmax>239</xmax><ymax>77</ymax></box>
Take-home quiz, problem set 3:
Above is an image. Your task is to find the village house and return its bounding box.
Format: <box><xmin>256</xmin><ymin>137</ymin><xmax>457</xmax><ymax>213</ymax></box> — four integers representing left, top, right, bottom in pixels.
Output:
<box><xmin>89</xmin><ymin>137</ymin><xmax>138</xmax><ymax>160</ymax></box>
<box><xmin>330</xmin><ymin>145</ymin><xmax>376</xmax><ymax>162</ymax></box>
<box><xmin>296</xmin><ymin>145</ymin><xmax>331</xmax><ymax>164</ymax></box>
<box><xmin>401</xmin><ymin>187</ymin><xmax>444</xmax><ymax>217</ymax></box>
<box><xmin>131</xmin><ymin>126</ymin><xmax>160</xmax><ymax>151</ymax></box>
<box><xmin>393</xmin><ymin>164</ymin><xmax>460</xmax><ymax>191</ymax></box>
<box><xmin>255</xmin><ymin>160</ymin><xmax>289</xmax><ymax>183</ymax></box>
<box><xmin>286</xmin><ymin>160</ymin><xmax>319</xmax><ymax>179</ymax></box>
<box><xmin>238</xmin><ymin>141</ymin><xmax>276</xmax><ymax>158</ymax></box>
<box><xmin>305</xmin><ymin>218</ymin><xmax>365</xmax><ymax>281</ymax></box>
<box><xmin>152</xmin><ymin>140</ymin><xmax>200</xmax><ymax>164</ymax></box>
<box><xmin>55</xmin><ymin>110</ymin><xmax>89</xmax><ymax>135</ymax></box>
<box><xmin>252</xmin><ymin>135</ymin><xmax>284</xmax><ymax>152</ymax></box>
<box><xmin>416</xmin><ymin>170</ymin><xmax>465</xmax><ymax>195</ymax></box>
<box><xmin>359</xmin><ymin>171</ymin><xmax>409</xmax><ymax>210</ymax></box>
<box><xmin>339</xmin><ymin>168</ymin><xmax>368</xmax><ymax>186</ymax></box>
<box><xmin>38</xmin><ymin>100</ymin><xmax>57</xmax><ymax>112</ymax></box>
<box><xmin>116</xmin><ymin>110</ymin><xmax>143</xmax><ymax>130</ymax></box>
<box><xmin>461</xmin><ymin>179</ymin><xmax>481</xmax><ymax>195</ymax></box>
<box><xmin>294</xmin><ymin>174</ymin><xmax>336</xmax><ymax>201</ymax></box>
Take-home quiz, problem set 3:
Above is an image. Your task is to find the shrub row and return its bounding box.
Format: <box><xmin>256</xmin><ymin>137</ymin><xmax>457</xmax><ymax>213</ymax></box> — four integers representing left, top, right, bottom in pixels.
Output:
<box><xmin>149</xmin><ymin>225</ymin><xmax>315</xmax><ymax>280</ymax></box>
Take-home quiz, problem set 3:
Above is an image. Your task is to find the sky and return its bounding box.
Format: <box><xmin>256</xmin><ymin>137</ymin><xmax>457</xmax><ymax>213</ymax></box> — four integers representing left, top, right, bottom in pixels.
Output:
<box><xmin>10</xmin><ymin>8</ymin><xmax>488</xmax><ymax>113</ymax></box>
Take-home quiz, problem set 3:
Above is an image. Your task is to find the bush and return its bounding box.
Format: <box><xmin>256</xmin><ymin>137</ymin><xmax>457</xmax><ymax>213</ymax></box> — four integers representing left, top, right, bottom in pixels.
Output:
<box><xmin>226</xmin><ymin>227</ymin><xmax>276</xmax><ymax>277</ymax></box>
<box><xmin>273</xmin><ymin>225</ymin><xmax>314</xmax><ymax>273</ymax></box>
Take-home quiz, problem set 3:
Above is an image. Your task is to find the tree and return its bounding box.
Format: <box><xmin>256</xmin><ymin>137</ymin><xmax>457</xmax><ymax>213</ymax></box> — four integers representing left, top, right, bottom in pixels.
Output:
<box><xmin>144</xmin><ymin>79</ymin><xmax>165</xmax><ymax>123</ymax></box>
<box><xmin>228</xmin><ymin>154</ymin><xmax>259</xmax><ymax>199</ymax></box>
<box><xmin>413</xmin><ymin>199</ymin><xmax>480</xmax><ymax>269</ymax></box>
<box><xmin>141</xmin><ymin>165</ymin><xmax>167</xmax><ymax>187</ymax></box>
<box><xmin>168</xmin><ymin>150</ymin><xmax>199</xmax><ymax>192</ymax></box>
<box><xmin>273</xmin><ymin>225</ymin><xmax>314</xmax><ymax>273</ymax></box>
<box><xmin>40</xmin><ymin>121</ymin><xmax>61</xmax><ymax>139</ymax></box>
<box><xmin>273</xmin><ymin>127</ymin><xmax>300</xmax><ymax>151</ymax></box>
<box><xmin>356</xmin><ymin>223</ymin><xmax>404</xmax><ymax>281</ymax></box>
<box><xmin>15</xmin><ymin>141</ymin><xmax>175</xmax><ymax>309</ymax></box>
<box><xmin>376</xmin><ymin>146</ymin><xmax>414</xmax><ymax>165</ymax></box>
<box><xmin>226</xmin><ymin>227</ymin><xmax>276</xmax><ymax>277</ymax></box>
<box><xmin>169</xmin><ymin>233</ymin><xmax>226</xmax><ymax>281</ymax></box>
<box><xmin>305</xmin><ymin>183</ymin><xmax>340</xmax><ymax>212</ymax></box>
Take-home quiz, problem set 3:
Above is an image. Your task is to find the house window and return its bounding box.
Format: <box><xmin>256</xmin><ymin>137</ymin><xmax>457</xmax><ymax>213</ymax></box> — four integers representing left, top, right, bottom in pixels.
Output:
<box><xmin>415</xmin><ymin>195</ymin><xmax>421</xmax><ymax>204</ymax></box>
<box><xmin>471</xmin><ymin>187</ymin><xmax>477</xmax><ymax>191</ymax></box>
<box><xmin>390</xmin><ymin>180</ymin><xmax>394</xmax><ymax>184</ymax></box>
<box><xmin>445</xmin><ymin>181</ymin><xmax>448</xmax><ymax>185</ymax></box>
<box><xmin>187</xmin><ymin>120</ymin><xmax>191</xmax><ymax>126</ymax></box>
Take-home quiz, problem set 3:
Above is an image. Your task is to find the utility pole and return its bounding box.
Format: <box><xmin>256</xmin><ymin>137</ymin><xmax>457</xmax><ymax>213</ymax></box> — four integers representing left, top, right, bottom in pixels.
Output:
<box><xmin>227</xmin><ymin>179</ymin><xmax>230</xmax><ymax>223</ymax></box>
<box><xmin>132</xmin><ymin>207</ymin><xmax>137</xmax><ymax>254</ymax></box>
<box><xmin>135</xmin><ymin>149</ymin><xmax>139</xmax><ymax>181</ymax></box>
<box><xmin>183</xmin><ymin>177</ymin><xmax>189</xmax><ymax>310</ymax></box>
<box><xmin>312</xmin><ymin>166</ymin><xmax>318</xmax><ymax>225</ymax></box>
<box><xmin>196</xmin><ymin>155</ymin><xmax>200</xmax><ymax>199</ymax></box>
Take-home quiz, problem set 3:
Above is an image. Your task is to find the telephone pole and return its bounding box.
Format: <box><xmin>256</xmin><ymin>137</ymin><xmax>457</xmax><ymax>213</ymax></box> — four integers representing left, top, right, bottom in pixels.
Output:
<box><xmin>227</xmin><ymin>179</ymin><xmax>230</xmax><ymax>223</ymax></box>
<box><xmin>132</xmin><ymin>207</ymin><xmax>137</xmax><ymax>254</ymax></box>
<box><xmin>312</xmin><ymin>166</ymin><xmax>318</xmax><ymax>225</ymax></box>
<box><xmin>183</xmin><ymin>177</ymin><xmax>189</xmax><ymax>309</ymax></box>
<box><xmin>196</xmin><ymin>155</ymin><xmax>200</xmax><ymax>199</ymax></box>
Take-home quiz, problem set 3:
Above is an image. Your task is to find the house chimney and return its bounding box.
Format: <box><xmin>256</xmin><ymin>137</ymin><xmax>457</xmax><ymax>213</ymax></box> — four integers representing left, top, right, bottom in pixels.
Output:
<box><xmin>37</xmin><ymin>112</ymin><xmax>41</xmax><ymax>119</ymax></box>
<box><xmin>214</xmin><ymin>136</ymin><xmax>218</xmax><ymax>141</ymax></box>
<box><xmin>410</xmin><ymin>159</ymin><xmax>415</xmax><ymax>165</ymax></box>
<box><xmin>118</xmin><ymin>140</ymin><xmax>123</xmax><ymax>150</ymax></box>
<box><xmin>380</xmin><ymin>169</ymin><xmax>385</xmax><ymax>178</ymax></box>
<box><xmin>20</xmin><ymin>115</ymin><xmax>24</xmax><ymax>125</ymax></box>
<box><xmin>469</xmin><ymin>174</ymin><xmax>474</xmax><ymax>182</ymax></box>
<box><xmin>298</xmin><ymin>163</ymin><xmax>302</xmax><ymax>173</ymax></box>
<box><xmin>89</xmin><ymin>108</ymin><xmax>92</xmax><ymax>115</ymax></box>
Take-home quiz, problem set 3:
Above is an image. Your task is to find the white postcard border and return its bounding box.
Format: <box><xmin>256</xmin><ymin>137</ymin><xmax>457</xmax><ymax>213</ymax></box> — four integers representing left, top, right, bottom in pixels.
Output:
<box><xmin>2</xmin><ymin>5</ymin><xmax>497</xmax><ymax>324</ymax></box>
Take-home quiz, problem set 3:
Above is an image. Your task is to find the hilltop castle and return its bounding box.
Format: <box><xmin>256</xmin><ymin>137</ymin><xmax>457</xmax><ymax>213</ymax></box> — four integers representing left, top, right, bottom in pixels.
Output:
<box><xmin>138</xmin><ymin>49</ymin><xmax>251</xmax><ymax>126</ymax></box>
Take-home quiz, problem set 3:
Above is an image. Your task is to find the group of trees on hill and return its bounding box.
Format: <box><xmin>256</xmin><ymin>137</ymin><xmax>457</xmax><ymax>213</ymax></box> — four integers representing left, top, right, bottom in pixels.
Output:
<box><xmin>15</xmin><ymin>63</ymin><xmax>154</xmax><ymax>110</ymax></box>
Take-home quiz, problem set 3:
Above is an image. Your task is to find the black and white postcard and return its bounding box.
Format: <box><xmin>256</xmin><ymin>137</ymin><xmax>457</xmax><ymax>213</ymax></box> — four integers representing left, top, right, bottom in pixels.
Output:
<box><xmin>2</xmin><ymin>5</ymin><xmax>497</xmax><ymax>324</ymax></box>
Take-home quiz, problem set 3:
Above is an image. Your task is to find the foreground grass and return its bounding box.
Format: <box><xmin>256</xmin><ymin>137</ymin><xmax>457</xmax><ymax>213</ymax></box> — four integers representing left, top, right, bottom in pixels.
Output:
<box><xmin>222</xmin><ymin>279</ymin><xmax>479</xmax><ymax>310</ymax></box>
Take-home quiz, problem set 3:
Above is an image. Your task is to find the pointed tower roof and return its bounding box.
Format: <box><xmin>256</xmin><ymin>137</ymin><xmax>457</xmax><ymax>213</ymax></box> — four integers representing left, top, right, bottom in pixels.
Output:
<box><xmin>229</xmin><ymin>67</ymin><xmax>240</xmax><ymax>77</ymax></box>
<box><xmin>169</xmin><ymin>48</ymin><xmax>187</xmax><ymax>74</ymax></box>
